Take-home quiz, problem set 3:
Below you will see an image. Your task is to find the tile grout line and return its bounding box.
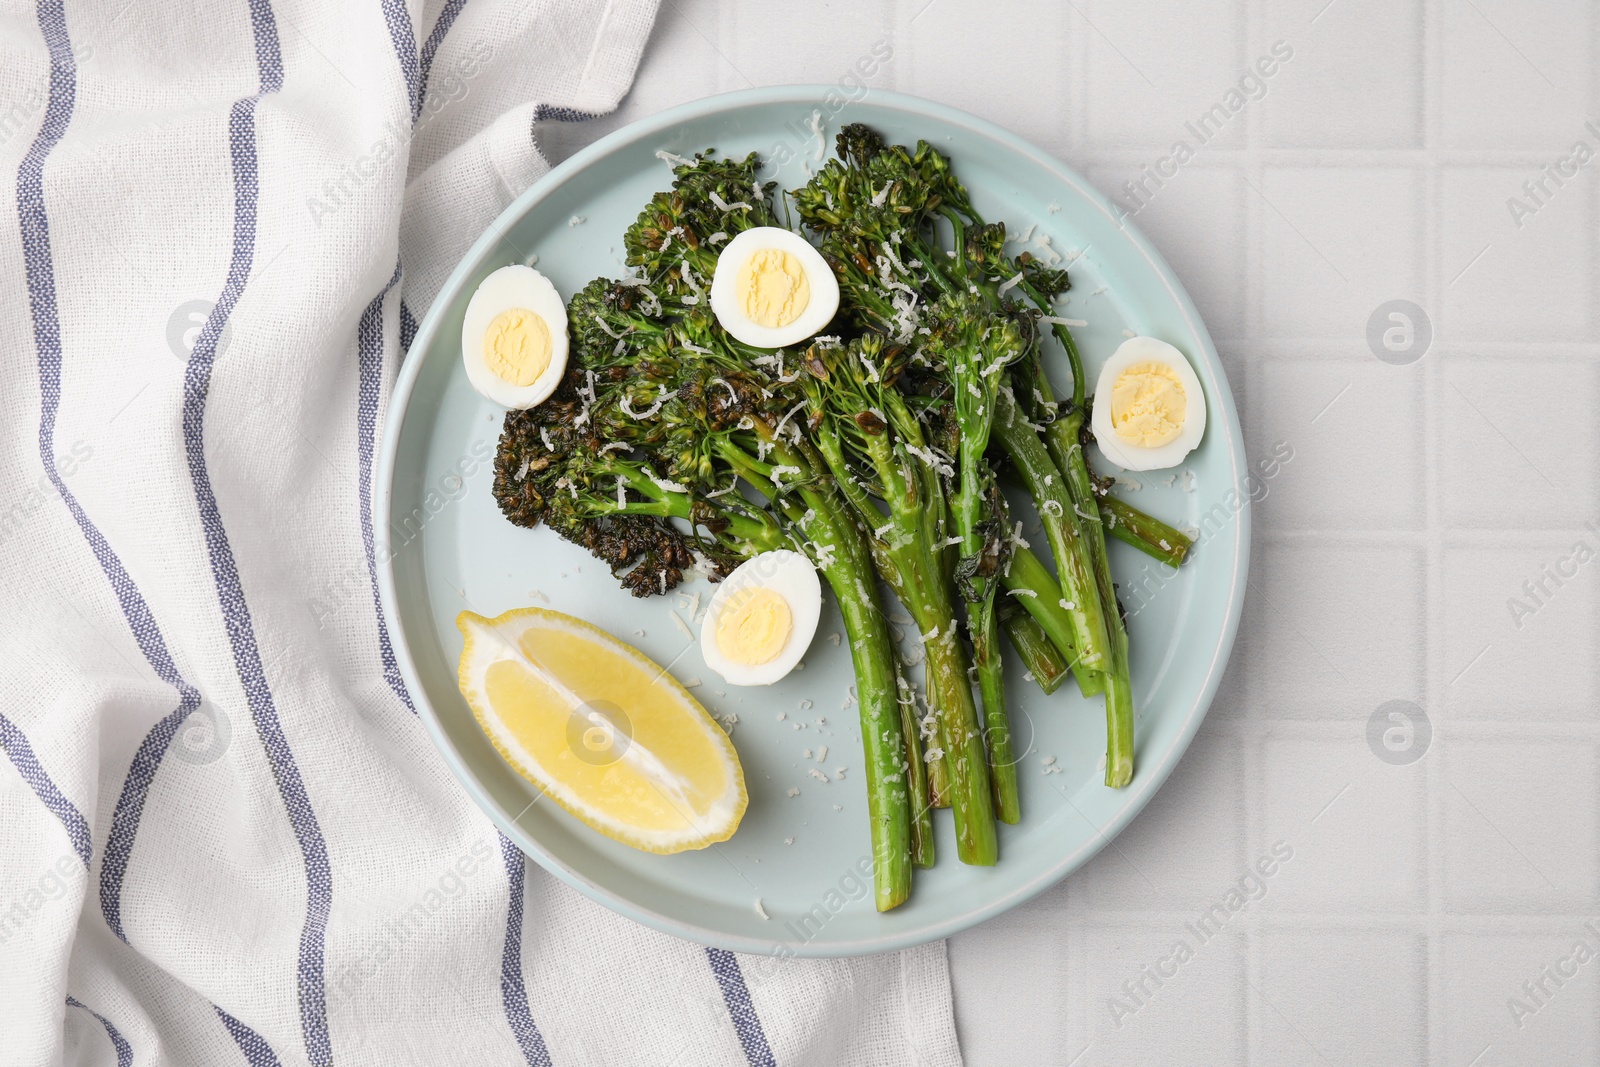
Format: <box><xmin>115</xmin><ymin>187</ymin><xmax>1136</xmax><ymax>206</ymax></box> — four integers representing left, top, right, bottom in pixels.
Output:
<box><xmin>1184</xmin><ymin>718</ymin><xmax>1600</xmax><ymax>743</ymax></box>
<box><xmin>1421</xmin><ymin>0</ymin><xmax>1445</xmax><ymax>1058</ymax></box>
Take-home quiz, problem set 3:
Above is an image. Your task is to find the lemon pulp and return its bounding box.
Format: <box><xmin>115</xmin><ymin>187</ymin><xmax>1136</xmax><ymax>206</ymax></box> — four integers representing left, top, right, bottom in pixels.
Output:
<box><xmin>458</xmin><ymin>608</ymin><xmax>745</xmax><ymax>853</ymax></box>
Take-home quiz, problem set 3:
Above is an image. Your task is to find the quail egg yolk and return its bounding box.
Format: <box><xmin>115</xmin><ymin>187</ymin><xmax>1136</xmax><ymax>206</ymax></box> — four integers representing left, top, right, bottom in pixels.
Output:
<box><xmin>482</xmin><ymin>308</ymin><xmax>552</xmax><ymax>387</ymax></box>
<box><xmin>714</xmin><ymin>587</ymin><xmax>793</xmax><ymax>666</ymax></box>
<box><xmin>735</xmin><ymin>248</ymin><xmax>811</xmax><ymax>328</ymax></box>
<box><xmin>1109</xmin><ymin>362</ymin><xmax>1188</xmax><ymax>447</ymax></box>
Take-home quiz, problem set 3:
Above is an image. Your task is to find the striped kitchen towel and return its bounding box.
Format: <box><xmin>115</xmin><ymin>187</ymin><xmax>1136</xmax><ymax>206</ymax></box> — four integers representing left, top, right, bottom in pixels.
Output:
<box><xmin>0</xmin><ymin>1</ymin><xmax>962</xmax><ymax>1064</ymax></box>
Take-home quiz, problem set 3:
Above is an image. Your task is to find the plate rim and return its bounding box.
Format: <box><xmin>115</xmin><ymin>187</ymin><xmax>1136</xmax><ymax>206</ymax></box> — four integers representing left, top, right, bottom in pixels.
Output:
<box><xmin>376</xmin><ymin>84</ymin><xmax>1250</xmax><ymax>957</ymax></box>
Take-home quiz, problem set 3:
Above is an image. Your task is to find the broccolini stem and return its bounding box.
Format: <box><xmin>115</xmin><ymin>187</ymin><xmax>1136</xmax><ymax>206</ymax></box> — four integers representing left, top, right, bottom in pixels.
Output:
<box><xmin>954</xmin><ymin>431</ymin><xmax>1017</xmax><ymax>823</ymax></box>
<box><xmin>1046</xmin><ymin>409</ymin><xmax>1135</xmax><ymax>788</ymax></box>
<box><xmin>827</xmin><ymin>562</ymin><xmax>914</xmax><ymax>906</ymax></box>
<box><xmin>895</xmin><ymin>673</ymin><xmax>936</xmax><ymax>868</ymax></box>
<box><xmin>993</xmin><ymin>388</ymin><xmax>1111</xmax><ymax>675</ymax></box>
<box><xmin>922</xmin><ymin>668</ymin><xmax>951</xmax><ymax>808</ymax></box>
<box><xmin>609</xmin><ymin>461</ymin><xmax>785</xmax><ymax>551</ymax></box>
<box><xmin>1012</xmin><ymin>274</ymin><xmax>1136</xmax><ymax>781</ymax></box>
<box><xmin>859</xmin><ymin>430</ymin><xmax>995</xmax><ymax>865</ymax></box>
<box><xmin>970</xmin><ymin>594</ymin><xmax>1019</xmax><ymax>823</ymax></box>
<box><xmin>1101</xmin><ymin>496</ymin><xmax>1192</xmax><ymax>568</ymax></box>
<box><xmin>998</xmin><ymin>599</ymin><xmax>1069</xmax><ymax>695</ymax></box>
<box><xmin>740</xmin><ymin>438</ymin><xmax>914</xmax><ymax>906</ymax></box>
<box><xmin>809</xmin><ymin>416</ymin><xmax>955</xmax><ymax>811</ymax></box>
<box><xmin>1016</xmin><ymin>276</ymin><xmax>1087</xmax><ymax>409</ymax></box>
<box><xmin>998</xmin><ymin>544</ymin><xmax>1098</xmax><ymax>696</ymax></box>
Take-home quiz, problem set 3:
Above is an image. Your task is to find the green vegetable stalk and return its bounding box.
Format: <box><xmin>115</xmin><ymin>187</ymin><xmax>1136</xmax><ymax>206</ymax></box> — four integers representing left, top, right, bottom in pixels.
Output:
<box><xmin>925</xmin><ymin>292</ymin><xmax>1028</xmax><ymax>824</ymax></box>
<box><xmin>993</xmin><ymin>387</ymin><xmax>1111</xmax><ymax>680</ymax></box>
<box><xmin>1102</xmin><ymin>496</ymin><xmax>1191</xmax><ymax>568</ymax></box>
<box><xmin>999</xmin><ymin>599</ymin><xmax>1069</xmax><ymax>695</ymax></box>
<box><xmin>896</xmin><ymin>673</ymin><xmax>936</xmax><ymax>867</ymax></box>
<box><xmin>1047</xmin><ymin>405</ymin><xmax>1135</xmax><ymax>787</ymax></box>
<box><xmin>1020</xmin><ymin>290</ymin><xmax>1136</xmax><ymax>788</ymax></box>
<box><xmin>804</xmin><ymin>336</ymin><xmax>998</xmax><ymax>865</ymax></box>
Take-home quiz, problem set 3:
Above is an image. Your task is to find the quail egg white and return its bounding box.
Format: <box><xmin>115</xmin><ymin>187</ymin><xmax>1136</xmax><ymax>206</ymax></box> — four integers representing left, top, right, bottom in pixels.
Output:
<box><xmin>461</xmin><ymin>264</ymin><xmax>569</xmax><ymax>409</ymax></box>
<box><xmin>701</xmin><ymin>550</ymin><xmax>822</xmax><ymax>687</ymax></box>
<box><xmin>708</xmin><ymin>226</ymin><xmax>839</xmax><ymax>349</ymax></box>
<box><xmin>1090</xmin><ymin>336</ymin><xmax>1207</xmax><ymax>472</ymax></box>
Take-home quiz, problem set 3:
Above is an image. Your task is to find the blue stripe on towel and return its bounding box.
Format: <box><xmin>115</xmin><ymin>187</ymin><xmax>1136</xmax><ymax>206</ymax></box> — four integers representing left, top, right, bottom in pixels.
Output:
<box><xmin>99</xmin><ymin>698</ymin><xmax>201</xmax><ymax>940</ymax></box>
<box><xmin>379</xmin><ymin>0</ymin><xmax>421</xmax><ymax>118</ymax></box>
<box><xmin>399</xmin><ymin>299</ymin><xmax>418</xmax><ymax>352</ymax></box>
<box><xmin>66</xmin><ymin>997</ymin><xmax>133</xmax><ymax>1067</ymax></box>
<box><xmin>532</xmin><ymin>104</ymin><xmax>598</xmax><ymax>124</ymax></box>
<box><xmin>706</xmin><ymin>948</ymin><xmax>777</xmax><ymax>1067</ymax></box>
<box><xmin>417</xmin><ymin>0</ymin><xmax>469</xmax><ymax>110</ymax></box>
<box><xmin>356</xmin><ymin>260</ymin><xmax>412</xmax><ymax>710</ymax></box>
<box><xmin>216</xmin><ymin>1005</ymin><xmax>284</xmax><ymax>1067</ymax></box>
<box><xmin>498</xmin><ymin>833</ymin><xmax>554</xmax><ymax>1066</ymax></box>
<box><xmin>18</xmin><ymin>0</ymin><xmax>219</xmax><ymax>896</ymax></box>
<box><xmin>0</xmin><ymin>714</ymin><xmax>92</xmax><ymax>868</ymax></box>
<box><xmin>179</xmin><ymin>2</ymin><xmax>336</xmax><ymax>1064</ymax></box>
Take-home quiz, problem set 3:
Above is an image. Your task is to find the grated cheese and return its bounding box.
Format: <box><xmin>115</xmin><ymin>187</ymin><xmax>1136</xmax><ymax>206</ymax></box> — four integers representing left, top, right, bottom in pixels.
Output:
<box><xmin>708</xmin><ymin>190</ymin><xmax>750</xmax><ymax>213</ymax></box>
<box><xmin>654</xmin><ymin>148</ymin><xmax>697</xmax><ymax>169</ymax></box>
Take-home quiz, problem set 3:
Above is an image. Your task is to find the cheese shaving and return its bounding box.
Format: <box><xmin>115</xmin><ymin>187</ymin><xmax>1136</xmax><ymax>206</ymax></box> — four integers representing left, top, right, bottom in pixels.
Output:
<box><xmin>654</xmin><ymin>148</ymin><xmax>697</xmax><ymax>169</ymax></box>
<box><xmin>646</xmin><ymin>469</ymin><xmax>690</xmax><ymax>494</ymax></box>
<box><xmin>708</xmin><ymin>191</ymin><xmax>750</xmax><ymax>213</ymax></box>
<box><xmin>618</xmin><ymin>385</ymin><xmax>672</xmax><ymax>420</ymax></box>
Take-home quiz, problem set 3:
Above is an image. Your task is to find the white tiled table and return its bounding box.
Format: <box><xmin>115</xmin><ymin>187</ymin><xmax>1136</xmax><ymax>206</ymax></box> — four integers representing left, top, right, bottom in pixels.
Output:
<box><xmin>571</xmin><ymin>2</ymin><xmax>1600</xmax><ymax>1062</ymax></box>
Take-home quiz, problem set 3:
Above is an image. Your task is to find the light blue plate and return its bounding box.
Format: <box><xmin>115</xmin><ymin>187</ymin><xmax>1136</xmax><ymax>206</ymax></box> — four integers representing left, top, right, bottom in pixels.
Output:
<box><xmin>376</xmin><ymin>87</ymin><xmax>1248</xmax><ymax>958</ymax></box>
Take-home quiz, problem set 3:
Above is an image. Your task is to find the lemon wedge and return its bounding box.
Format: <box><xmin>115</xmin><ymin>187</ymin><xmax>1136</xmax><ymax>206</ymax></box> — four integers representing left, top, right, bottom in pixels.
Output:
<box><xmin>456</xmin><ymin>607</ymin><xmax>747</xmax><ymax>854</ymax></box>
